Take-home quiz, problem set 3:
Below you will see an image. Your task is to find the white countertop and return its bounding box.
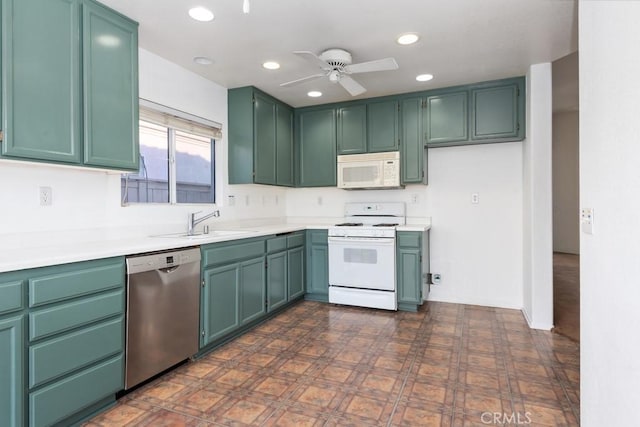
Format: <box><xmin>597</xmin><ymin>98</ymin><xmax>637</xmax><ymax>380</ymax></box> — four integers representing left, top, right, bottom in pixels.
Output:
<box><xmin>0</xmin><ymin>218</ymin><xmax>430</xmax><ymax>273</ymax></box>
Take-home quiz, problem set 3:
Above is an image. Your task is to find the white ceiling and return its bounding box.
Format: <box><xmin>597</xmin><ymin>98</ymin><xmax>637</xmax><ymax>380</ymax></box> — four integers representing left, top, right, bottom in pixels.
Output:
<box><xmin>100</xmin><ymin>0</ymin><xmax>578</xmax><ymax>108</ymax></box>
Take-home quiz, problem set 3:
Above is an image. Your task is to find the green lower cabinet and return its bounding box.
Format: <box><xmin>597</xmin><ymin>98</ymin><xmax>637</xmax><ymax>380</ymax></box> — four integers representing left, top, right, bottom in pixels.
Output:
<box><xmin>239</xmin><ymin>257</ymin><xmax>267</xmax><ymax>324</ymax></box>
<box><xmin>287</xmin><ymin>246</ymin><xmax>305</xmax><ymax>300</ymax></box>
<box><xmin>305</xmin><ymin>230</ymin><xmax>329</xmax><ymax>301</ymax></box>
<box><xmin>202</xmin><ymin>264</ymin><xmax>240</xmax><ymax>346</ymax></box>
<box><xmin>267</xmin><ymin>252</ymin><xmax>287</xmax><ymax>312</ymax></box>
<box><xmin>396</xmin><ymin>232</ymin><xmax>425</xmax><ymax>312</ymax></box>
<box><xmin>0</xmin><ymin>316</ymin><xmax>23</xmax><ymax>427</ymax></box>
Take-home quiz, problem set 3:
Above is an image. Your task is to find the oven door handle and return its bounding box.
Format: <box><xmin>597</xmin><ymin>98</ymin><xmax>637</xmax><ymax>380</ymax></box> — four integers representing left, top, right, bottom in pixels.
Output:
<box><xmin>328</xmin><ymin>236</ymin><xmax>395</xmax><ymax>244</ymax></box>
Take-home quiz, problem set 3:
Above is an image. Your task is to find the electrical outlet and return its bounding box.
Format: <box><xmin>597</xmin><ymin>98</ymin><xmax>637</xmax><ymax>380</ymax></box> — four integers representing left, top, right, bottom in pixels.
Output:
<box><xmin>411</xmin><ymin>194</ymin><xmax>419</xmax><ymax>204</ymax></box>
<box><xmin>317</xmin><ymin>196</ymin><xmax>323</xmax><ymax>206</ymax></box>
<box><xmin>228</xmin><ymin>195</ymin><xmax>235</xmax><ymax>206</ymax></box>
<box><xmin>432</xmin><ymin>273</ymin><xmax>442</xmax><ymax>285</ymax></box>
<box><xmin>471</xmin><ymin>193</ymin><xmax>479</xmax><ymax>204</ymax></box>
<box><xmin>245</xmin><ymin>195</ymin><xmax>250</xmax><ymax>206</ymax></box>
<box><xmin>39</xmin><ymin>186</ymin><xmax>53</xmax><ymax>206</ymax></box>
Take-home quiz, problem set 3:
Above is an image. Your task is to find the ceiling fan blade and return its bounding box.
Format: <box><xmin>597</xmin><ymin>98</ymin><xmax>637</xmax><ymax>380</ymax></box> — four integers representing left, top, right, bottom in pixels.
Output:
<box><xmin>339</xmin><ymin>75</ymin><xmax>367</xmax><ymax>96</ymax></box>
<box><xmin>294</xmin><ymin>51</ymin><xmax>332</xmax><ymax>70</ymax></box>
<box><xmin>280</xmin><ymin>73</ymin><xmax>326</xmax><ymax>88</ymax></box>
<box><xmin>344</xmin><ymin>57</ymin><xmax>399</xmax><ymax>74</ymax></box>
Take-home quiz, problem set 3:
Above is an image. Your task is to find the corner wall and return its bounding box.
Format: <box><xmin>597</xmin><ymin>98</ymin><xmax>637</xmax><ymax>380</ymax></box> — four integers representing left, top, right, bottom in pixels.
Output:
<box><xmin>579</xmin><ymin>1</ymin><xmax>640</xmax><ymax>425</ymax></box>
<box><xmin>522</xmin><ymin>63</ymin><xmax>554</xmax><ymax>330</ymax></box>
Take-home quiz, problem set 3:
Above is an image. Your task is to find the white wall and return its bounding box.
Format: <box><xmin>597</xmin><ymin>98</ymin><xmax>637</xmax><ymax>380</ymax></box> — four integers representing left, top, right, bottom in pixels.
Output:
<box><xmin>287</xmin><ymin>142</ymin><xmax>524</xmax><ymax>310</ymax></box>
<box><xmin>552</xmin><ymin>111</ymin><xmax>579</xmax><ymax>254</ymax></box>
<box><xmin>0</xmin><ymin>49</ymin><xmax>286</xmax><ymax>235</ymax></box>
<box><xmin>522</xmin><ymin>63</ymin><xmax>554</xmax><ymax>330</ymax></box>
<box><xmin>579</xmin><ymin>2</ymin><xmax>640</xmax><ymax>425</ymax></box>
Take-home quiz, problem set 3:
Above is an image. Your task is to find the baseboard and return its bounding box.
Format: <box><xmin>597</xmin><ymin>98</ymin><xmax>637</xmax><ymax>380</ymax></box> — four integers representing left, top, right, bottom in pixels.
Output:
<box><xmin>426</xmin><ymin>293</ymin><xmax>521</xmax><ymax>310</ymax></box>
<box><xmin>521</xmin><ymin>308</ymin><xmax>554</xmax><ymax>330</ymax></box>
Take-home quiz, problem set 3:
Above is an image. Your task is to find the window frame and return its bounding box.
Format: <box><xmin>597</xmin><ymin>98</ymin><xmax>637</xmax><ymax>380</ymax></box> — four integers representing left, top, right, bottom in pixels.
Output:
<box><xmin>121</xmin><ymin>99</ymin><xmax>221</xmax><ymax>205</ymax></box>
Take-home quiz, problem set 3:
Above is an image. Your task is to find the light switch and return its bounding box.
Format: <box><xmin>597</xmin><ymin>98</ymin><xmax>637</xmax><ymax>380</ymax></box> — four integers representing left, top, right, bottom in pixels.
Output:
<box><xmin>581</xmin><ymin>207</ymin><xmax>594</xmax><ymax>234</ymax></box>
<box><xmin>471</xmin><ymin>193</ymin><xmax>479</xmax><ymax>204</ymax></box>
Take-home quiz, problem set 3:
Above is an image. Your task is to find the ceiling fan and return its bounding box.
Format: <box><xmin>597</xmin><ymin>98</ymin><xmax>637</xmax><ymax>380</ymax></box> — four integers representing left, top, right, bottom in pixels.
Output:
<box><xmin>280</xmin><ymin>49</ymin><xmax>399</xmax><ymax>96</ymax></box>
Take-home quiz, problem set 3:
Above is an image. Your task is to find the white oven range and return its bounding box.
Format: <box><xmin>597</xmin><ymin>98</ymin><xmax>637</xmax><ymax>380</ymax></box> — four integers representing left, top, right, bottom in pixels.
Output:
<box><xmin>328</xmin><ymin>202</ymin><xmax>406</xmax><ymax>310</ymax></box>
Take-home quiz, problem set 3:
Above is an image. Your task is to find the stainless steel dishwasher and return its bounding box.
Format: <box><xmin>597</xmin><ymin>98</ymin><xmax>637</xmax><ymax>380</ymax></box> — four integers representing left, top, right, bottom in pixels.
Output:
<box><xmin>125</xmin><ymin>247</ymin><xmax>201</xmax><ymax>389</ymax></box>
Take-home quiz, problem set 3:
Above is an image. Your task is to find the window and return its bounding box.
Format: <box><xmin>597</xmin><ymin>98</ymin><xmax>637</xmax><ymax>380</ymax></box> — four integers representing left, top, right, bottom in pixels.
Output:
<box><xmin>121</xmin><ymin>101</ymin><xmax>221</xmax><ymax>204</ymax></box>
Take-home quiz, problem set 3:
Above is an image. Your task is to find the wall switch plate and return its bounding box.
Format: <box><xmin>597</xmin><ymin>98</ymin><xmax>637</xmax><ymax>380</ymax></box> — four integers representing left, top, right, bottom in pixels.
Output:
<box><xmin>581</xmin><ymin>207</ymin><xmax>594</xmax><ymax>234</ymax></box>
<box><xmin>39</xmin><ymin>186</ymin><xmax>52</xmax><ymax>206</ymax></box>
<box><xmin>471</xmin><ymin>193</ymin><xmax>480</xmax><ymax>204</ymax></box>
<box><xmin>227</xmin><ymin>195</ymin><xmax>235</xmax><ymax>206</ymax></box>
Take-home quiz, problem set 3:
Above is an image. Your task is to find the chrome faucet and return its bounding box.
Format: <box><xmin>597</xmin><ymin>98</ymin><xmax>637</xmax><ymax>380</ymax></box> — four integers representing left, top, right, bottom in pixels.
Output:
<box><xmin>188</xmin><ymin>210</ymin><xmax>220</xmax><ymax>235</ymax></box>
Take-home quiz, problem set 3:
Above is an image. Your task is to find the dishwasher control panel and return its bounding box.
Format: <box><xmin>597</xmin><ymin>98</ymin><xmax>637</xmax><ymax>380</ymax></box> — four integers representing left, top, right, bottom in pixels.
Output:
<box><xmin>126</xmin><ymin>248</ymin><xmax>201</xmax><ymax>274</ymax></box>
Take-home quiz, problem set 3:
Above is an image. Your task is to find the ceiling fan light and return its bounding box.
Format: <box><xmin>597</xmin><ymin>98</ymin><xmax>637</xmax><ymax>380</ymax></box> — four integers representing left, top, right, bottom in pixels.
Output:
<box><xmin>328</xmin><ymin>70</ymin><xmax>341</xmax><ymax>83</ymax></box>
<box><xmin>262</xmin><ymin>61</ymin><xmax>280</xmax><ymax>70</ymax></box>
<box><xmin>397</xmin><ymin>33</ymin><xmax>419</xmax><ymax>45</ymax></box>
<box><xmin>416</xmin><ymin>73</ymin><xmax>434</xmax><ymax>82</ymax></box>
<box><xmin>308</xmin><ymin>91</ymin><xmax>322</xmax><ymax>98</ymax></box>
<box><xmin>188</xmin><ymin>7</ymin><xmax>214</xmax><ymax>22</ymax></box>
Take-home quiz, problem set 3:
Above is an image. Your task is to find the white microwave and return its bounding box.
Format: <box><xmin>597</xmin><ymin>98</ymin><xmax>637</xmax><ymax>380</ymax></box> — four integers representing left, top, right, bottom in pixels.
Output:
<box><xmin>337</xmin><ymin>151</ymin><xmax>402</xmax><ymax>189</ymax></box>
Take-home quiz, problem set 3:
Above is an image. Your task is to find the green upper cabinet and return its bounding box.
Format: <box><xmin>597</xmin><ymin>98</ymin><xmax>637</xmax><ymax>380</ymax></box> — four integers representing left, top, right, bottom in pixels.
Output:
<box><xmin>471</xmin><ymin>81</ymin><xmax>522</xmax><ymax>141</ymax></box>
<box><xmin>82</xmin><ymin>0</ymin><xmax>139</xmax><ymax>170</ymax></box>
<box><xmin>276</xmin><ymin>103</ymin><xmax>294</xmax><ymax>186</ymax></box>
<box><xmin>1</xmin><ymin>0</ymin><xmax>81</xmax><ymax>163</ymax></box>
<box><xmin>253</xmin><ymin>92</ymin><xmax>277</xmax><ymax>185</ymax></box>
<box><xmin>425</xmin><ymin>91</ymin><xmax>468</xmax><ymax>145</ymax></box>
<box><xmin>228</xmin><ymin>87</ymin><xmax>294</xmax><ymax>186</ymax></box>
<box><xmin>0</xmin><ymin>0</ymin><xmax>139</xmax><ymax>170</ymax></box>
<box><xmin>336</xmin><ymin>104</ymin><xmax>366</xmax><ymax>155</ymax></box>
<box><xmin>367</xmin><ymin>99</ymin><xmax>399</xmax><ymax>152</ymax></box>
<box><xmin>296</xmin><ymin>108</ymin><xmax>337</xmax><ymax>187</ymax></box>
<box><xmin>400</xmin><ymin>97</ymin><xmax>427</xmax><ymax>184</ymax></box>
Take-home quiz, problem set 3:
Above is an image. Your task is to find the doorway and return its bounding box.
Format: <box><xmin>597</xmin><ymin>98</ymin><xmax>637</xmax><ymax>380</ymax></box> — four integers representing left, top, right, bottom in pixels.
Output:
<box><xmin>552</xmin><ymin>52</ymin><xmax>580</xmax><ymax>341</ymax></box>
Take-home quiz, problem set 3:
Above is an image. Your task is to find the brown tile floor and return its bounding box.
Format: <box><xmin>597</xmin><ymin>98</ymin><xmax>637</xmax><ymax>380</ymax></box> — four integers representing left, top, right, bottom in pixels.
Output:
<box><xmin>86</xmin><ymin>301</ymin><xmax>580</xmax><ymax>426</ymax></box>
<box><xmin>553</xmin><ymin>252</ymin><xmax>580</xmax><ymax>342</ymax></box>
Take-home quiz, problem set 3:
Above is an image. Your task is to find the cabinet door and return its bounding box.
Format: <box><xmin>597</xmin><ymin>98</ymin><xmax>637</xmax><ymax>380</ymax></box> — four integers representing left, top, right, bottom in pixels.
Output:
<box><xmin>254</xmin><ymin>93</ymin><xmax>277</xmax><ymax>185</ymax></box>
<box><xmin>397</xmin><ymin>248</ymin><xmax>421</xmax><ymax>305</ymax></box>
<box><xmin>0</xmin><ymin>316</ymin><xmax>23</xmax><ymax>427</ymax></box>
<box><xmin>267</xmin><ymin>252</ymin><xmax>287</xmax><ymax>312</ymax></box>
<box><xmin>425</xmin><ymin>91</ymin><xmax>468</xmax><ymax>145</ymax></box>
<box><xmin>82</xmin><ymin>0</ymin><xmax>139</xmax><ymax>170</ymax></box>
<box><xmin>305</xmin><ymin>231</ymin><xmax>328</xmax><ymax>300</ymax></box>
<box><xmin>287</xmin><ymin>246</ymin><xmax>305</xmax><ymax>300</ymax></box>
<box><xmin>401</xmin><ymin>97</ymin><xmax>425</xmax><ymax>184</ymax></box>
<box><xmin>1</xmin><ymin>0</ymin><xmax>81</xmax><ymax>163</ymax></box>
<box><xmin>202</xmin><ymin>264</ymin><xmax>239</xmax><ymax>346</ymax></box>
<box><xmin>297</xmin><ymin>109</ymin><xmax>337</xmax><ymax>187</ymax></box>
<box><xmin>239</xmin><ymin>257</ymin><xmax>266</xmax><ymax>325</ymax></box>
<box><xmin>337</xmin><ymin>104</ymin><xmax>366</xmax><ymax>154</ymax></box>
<box><xmin>367</xmin><ymin>100</ymin><xmax>399</xmax><ymax>152</ymax></box>
<box><xmin>471</xmin><ymin>84</ymin><xmax>520</xmax><ymax>140</ymax></box>
<box><xmin>276</xmin><ymin>105</ymin><xmax>294</xmax><ymax>186</ymax></box>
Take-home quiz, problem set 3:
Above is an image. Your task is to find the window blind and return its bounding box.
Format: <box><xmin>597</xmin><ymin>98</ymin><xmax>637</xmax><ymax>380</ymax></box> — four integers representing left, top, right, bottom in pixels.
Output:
<box><xmin>139</xmin><ymin>99</ymin><xmax>223</xmax><ymax>140</ymax></box>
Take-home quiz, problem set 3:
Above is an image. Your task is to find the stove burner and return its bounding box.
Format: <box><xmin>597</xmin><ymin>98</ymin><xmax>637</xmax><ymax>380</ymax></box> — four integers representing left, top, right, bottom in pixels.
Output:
<box><xmin>373</xmin><ymin>223</ymin><xmax>399</xmax><ymax>227</ymax></box>
<box><xmin>335</xmin><ymin>222</ymin><xmax>363</xmax><ymax>227</ymax></box>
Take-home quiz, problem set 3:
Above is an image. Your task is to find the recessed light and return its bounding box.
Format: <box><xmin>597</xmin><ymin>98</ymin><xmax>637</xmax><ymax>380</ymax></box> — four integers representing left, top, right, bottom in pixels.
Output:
<box><xmin>307</xmin><ymin>91</ymin><xmax>322</xmax><ymax>98</ymax></box>
<box><xmin>416</xmin><ymin>74</ymin><xmax>434</xmax><ymax>82</ymax></box>
<box><xmin>262</xmin><ymin>61</ymin><xmax>280</xmax><ymax>70</ymax></box>
<box><xmin>397</xmin><ymin>33</ymin><xmax>420</xmax><ymax>45</ymax></box>
<box><xmin>188</xmin><ymin>7</ymin><xmax>214</xmax><ymax>22</ymax></box>
<box><xmin>194</xmin><ymin>56</ymin><xmax>213</xmax><ymax>65</ymax></box>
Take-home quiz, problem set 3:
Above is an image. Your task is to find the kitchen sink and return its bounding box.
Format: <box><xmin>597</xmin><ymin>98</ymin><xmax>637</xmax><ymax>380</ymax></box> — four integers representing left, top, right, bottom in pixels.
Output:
<box><xmin>151</xmin><ymin>230</ymin><xmax>255</xmax><ymax>239</ymax></box>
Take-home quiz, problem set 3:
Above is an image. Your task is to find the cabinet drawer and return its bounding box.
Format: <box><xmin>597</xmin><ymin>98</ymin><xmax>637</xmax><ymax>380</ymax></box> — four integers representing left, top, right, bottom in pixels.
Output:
<box><xmin>29</xmin><ymin>355</ymin><xmax>123</xmax><ymax>427</ymax></box>
<box><xmin>267</xmin><ymin>236</ymin><xmax>287</xmax><ymax>252</ymax></box>
<box><xmin>287</xmin><ymin>233</ymin><xmax>305</xmax><ymax>248</ymax></box>
<box><xmin>308</xmin><ymin>230</ymin><xmax>328</xmax><ymax>245</ymax></box>
<box><xmin>29</xmin><ymin>289</ymin><xmax>124</xmax><ymax>341</ymax></box>
<box><xmin>397</xmin><ymin>232</ymin><xmax>421</xmax><ymax>248</ymax></box>
<box><xmin>0</xmin><ymin>281</ymin><xmax>23</xmax><ymax>315</ymax></box>
<box><xmin>29</xmin><ymin>317</ymin><xmax>123</xmax><ymax>389</ymax></box>
<box><xmin>203</xmin><ymin>240</ymin><xmax>265</xmax><ymax>267</ymax></box>
<box><xmin>29</xmin><ymin>259</ymin><xmax>124</xmax><ymax>307</ymax></box>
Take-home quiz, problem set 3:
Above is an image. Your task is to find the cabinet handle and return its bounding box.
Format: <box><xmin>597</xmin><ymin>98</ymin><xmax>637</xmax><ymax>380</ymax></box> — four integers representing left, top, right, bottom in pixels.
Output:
<box><xmin>0</xmin><ymin>130</ymin><xmax>3</xmax><ymax>141</ymax></box>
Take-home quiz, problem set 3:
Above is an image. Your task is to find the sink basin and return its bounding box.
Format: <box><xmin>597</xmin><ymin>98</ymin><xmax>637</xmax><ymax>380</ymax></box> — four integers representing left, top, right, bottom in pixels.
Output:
<box><xmin>151</xmin><ymin>230</ymin><xmax>255</xmax><ymax>239</ymax></box>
